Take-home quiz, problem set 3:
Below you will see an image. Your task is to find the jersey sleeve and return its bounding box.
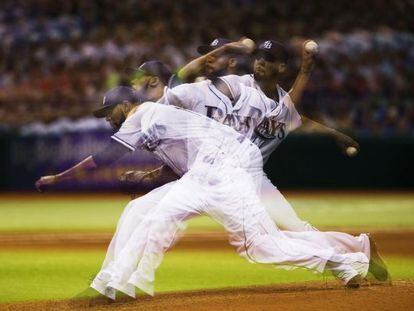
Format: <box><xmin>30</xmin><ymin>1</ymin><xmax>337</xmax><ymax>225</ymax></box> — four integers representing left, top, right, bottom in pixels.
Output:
<box><xmin>280</xmin><ymin>93</ymin><xmax>302</xmax><ymax>132</ymax></box>
<box><xmin>267</xmin><ymin>93</ymin><xmax>302</xmax><ymax>133</ymax></box>
<box><xmin>158</xmin><ymin>84</ymin><xmax>197</xmax><ymax>110</ymax></box>
<box><xmin>111</xmin><ymin>103</ymin><xmax>152</xmax><ymax>151</ymax></box>
<box><xmin>219</xmin><ymin>74</ymin><xmax>243</xmax><ymax>100</ymax></box>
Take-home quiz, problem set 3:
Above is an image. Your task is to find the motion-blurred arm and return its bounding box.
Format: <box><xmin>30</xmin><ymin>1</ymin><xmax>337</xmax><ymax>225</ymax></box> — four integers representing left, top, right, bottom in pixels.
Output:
<box><xmin>177</xmin><ymin>40</ymin><xmax>254</xmax><ymax>83</ymax></box>
<box><xmin>288</xmin><ymin>42</ymin><xmax>315</xmax><ymax>106</ymax></box>
<box><xmin>35</xmin><ymin>140</ymin><xmax>131</xmax><ymax>192</ymax></box>
<box><xmin>301</xmin><ymin>116</ymin><xmax>360</xmax><ymax>154</ymax></box>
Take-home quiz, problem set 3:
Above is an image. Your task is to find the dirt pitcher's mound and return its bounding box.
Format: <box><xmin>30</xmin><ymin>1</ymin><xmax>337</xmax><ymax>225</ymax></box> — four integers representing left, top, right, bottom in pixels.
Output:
<box><xmin>3</xmin><ymin>281</ymin><xmax>413</xmax><ymax>311</ymax></box>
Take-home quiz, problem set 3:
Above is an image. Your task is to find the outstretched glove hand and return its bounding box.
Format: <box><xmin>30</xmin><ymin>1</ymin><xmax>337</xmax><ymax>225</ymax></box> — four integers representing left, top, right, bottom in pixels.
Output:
<box><xmin>35</xmin><ymin>175</ymin><xmax>57</xmax><ymax>192</ymax></box>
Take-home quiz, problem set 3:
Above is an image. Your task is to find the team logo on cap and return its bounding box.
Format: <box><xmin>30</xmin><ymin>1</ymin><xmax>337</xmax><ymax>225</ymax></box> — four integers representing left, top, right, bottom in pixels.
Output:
<box><xmin>264</xmin><ymin>41</ymin><xmax>272</xmax><ymax>49</ymax></box>
<box><xmin>211</xmin><ymin>39</ymin><xmax>219</xmax><ymax>46</ymax></box>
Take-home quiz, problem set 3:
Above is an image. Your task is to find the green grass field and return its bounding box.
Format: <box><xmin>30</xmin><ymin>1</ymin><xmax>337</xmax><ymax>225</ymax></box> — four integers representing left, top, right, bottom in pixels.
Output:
<box><xmin>0</xmin><ymin>192</ymin><xmax>413</xmax><ymax>232</ymax></box>
<box><xmin>0</xmin><ymin>192</ymin><xmax>413</xmax><ymax>304</ymax></box>
<box><xmin>0</xmin><ymin>249</ymin><xmax>413</xmax><ymax>303</ymax></box>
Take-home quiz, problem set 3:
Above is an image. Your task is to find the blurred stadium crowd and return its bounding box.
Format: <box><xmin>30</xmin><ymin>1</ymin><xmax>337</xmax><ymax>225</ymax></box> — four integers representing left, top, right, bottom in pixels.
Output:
<box><xmin>0</xmin><ymin>0</ymin><xmax>413</xmax><ymax>135</ymax></box>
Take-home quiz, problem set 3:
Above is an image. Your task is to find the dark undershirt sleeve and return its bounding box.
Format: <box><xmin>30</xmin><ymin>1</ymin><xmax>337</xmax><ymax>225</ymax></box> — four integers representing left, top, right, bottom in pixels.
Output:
<box><xmin>92</xmin><ymin>138</ymin><xmax>132</xmax><ymax>168</ymax></box>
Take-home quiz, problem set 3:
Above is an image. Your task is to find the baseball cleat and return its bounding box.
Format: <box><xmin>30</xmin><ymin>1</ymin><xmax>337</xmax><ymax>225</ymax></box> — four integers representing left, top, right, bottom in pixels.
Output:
<box><xmin>345</xmin><ymin>275</ymin><xmax>362</xmax><ymax>289</ymax></box>
<box><xmin>367</xmin><ymin>235</ymin><xmax>391</xmax><ymax>283</ymax></box>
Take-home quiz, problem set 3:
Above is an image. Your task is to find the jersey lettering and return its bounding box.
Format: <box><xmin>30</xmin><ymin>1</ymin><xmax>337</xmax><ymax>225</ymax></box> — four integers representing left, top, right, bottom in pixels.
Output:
<box><xmin>222</xmin><ymin>115</ymin><xmax>252</xmax><ymax>134</ymax></box>
<box><xmin>206</xmin><ymin>106</ymin><xmax>215</xmax><ymax>118</ymax></box>
<box><xmin>277</xmin><ymin>124</ymin><xmax>286</xmax><ymax>140</ymax></box>
<box><xmin>205</xmin><ymin>105</ymin><xmax>253</xmax><ymax>136</ymax></box>
<box><xmin>254</xmin><ymin>118</ymin><xmax>286</xmax><ymax>140</ymax></box>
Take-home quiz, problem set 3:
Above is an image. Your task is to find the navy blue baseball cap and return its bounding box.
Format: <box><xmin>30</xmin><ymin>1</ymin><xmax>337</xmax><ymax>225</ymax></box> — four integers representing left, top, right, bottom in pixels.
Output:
<box><xmin>254</xmin><ymin>40</ymin><xmax>289</xmax><ymax>63</ymax></box>
<box><xmin>197</xmin><ymin>38</ymin><xmax>232</xmax><ymax>55</ymax></box>
<box><xmin>93</xmin><ymin>86</ymin><xmax>141</xmax><ymax>118</ymax></box>
<box><xmin>127</xmin><ymin>60</ymin><xmax>172</xmax><ymax>84</ymax></box>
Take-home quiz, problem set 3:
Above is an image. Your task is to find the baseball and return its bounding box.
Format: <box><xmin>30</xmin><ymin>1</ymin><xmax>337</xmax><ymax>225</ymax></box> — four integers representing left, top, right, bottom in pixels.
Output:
<box><xmin>346</xmin><ymin>146</ymin><xmax>358</xmax><ymax>157</ymax></box>
<box><xmin>241</xmin><ymin>38</ymin><xmax>255</xmax><ymax>49</ymax></box>
<box><xmin>304</xmin><ymin>40</ymin><xmax>318</xmax><ymax>54</ymax></box>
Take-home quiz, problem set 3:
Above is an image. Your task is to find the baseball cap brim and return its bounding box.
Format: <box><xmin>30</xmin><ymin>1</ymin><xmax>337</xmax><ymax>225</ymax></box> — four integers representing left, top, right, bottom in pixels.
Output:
<box><xmin>197</xmin><ymin>45</ymin><xmax>215</xmax><ymax>55</ymax></box>
<box><xmin>253</xmin><ymin>47</ymin><xmax>272</xmax><ymax>56</ymax></box>
<box><xmin>255</xmin><ymin>48</ymin><xmax>288</xmax><ymax>63</ymax></box>
<box><xmin>93</xmin><ymin>105</ymin><xmax>115</xmax><ymax>118</ymax></box>
<box><xmin>93</xmin><ymin>85</ymin><xmax>143</xmax><ymax>118</ymax></box>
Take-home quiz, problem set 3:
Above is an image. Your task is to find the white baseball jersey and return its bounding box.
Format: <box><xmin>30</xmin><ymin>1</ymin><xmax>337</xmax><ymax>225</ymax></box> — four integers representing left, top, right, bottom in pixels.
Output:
<box><xmin>111</xmin><ymin>102</ymin><xmax>262</xmax><ymax>177</ymax></box>
<box><xmin>220</xmin><ymin>74</ymin><xmax>302</xmax><ymax>164</ymax></box>
<box><xmin>159</xmin><ymin>80</ymin><xmax>273</xmax><ymax>139</ymax></box>
<box><xmin>159</xmin><ymin>76</ymin><xmax>301</xmax><ymax>164</ymax></box>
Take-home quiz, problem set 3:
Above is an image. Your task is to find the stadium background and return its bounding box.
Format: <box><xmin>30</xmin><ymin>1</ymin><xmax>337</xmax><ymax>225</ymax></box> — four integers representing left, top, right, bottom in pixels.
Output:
<box><xmin>0</xmin><ymin>0</ymin><xmax>413</xmax><ymax>309</ymax></box>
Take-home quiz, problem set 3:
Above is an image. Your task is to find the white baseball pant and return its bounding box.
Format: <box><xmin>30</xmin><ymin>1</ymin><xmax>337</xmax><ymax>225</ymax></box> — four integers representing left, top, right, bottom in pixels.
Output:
<box><xmin>92</xmin><ymin>160</ymin><xmax>368</xmax><ymax>299</ymax></box>
<box><xmin>99</xmin><ymin>175</ymin><xmax>369</xmax><ymax>274</ymax></box>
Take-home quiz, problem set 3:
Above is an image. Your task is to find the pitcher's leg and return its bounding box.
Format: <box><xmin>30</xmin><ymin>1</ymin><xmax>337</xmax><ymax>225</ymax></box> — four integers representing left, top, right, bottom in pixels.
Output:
<box><xmin>242</xmin><ymin>209</ymin><xmax>369</xmax><ymax>284</ymax></box>
<box><xmin>282</xmin><ymin>230</ymin><xmax>370</xmax><ymax>260</ymax></box>
<box><xmin>91</xmin><ymin>177</ymin><xmax>201</xmax><ymax>299</ymax></box>
<box><xmin>261</xmin><ymin>176</ymin><xmax>370</xmax><ymax>258</ymax></box>
<box><xmin>101</xmin><ymin>182</ymin><xmax>176</xmax><ymax>269</ymax></box>
<box><xmin>215</xmin><ymin>178</ymin><xmax>369</xmax><ymax>285</ymax></box>
<box><xmin>261</xmin><ymin>175</ymin><xmax>316</xmax><ymax>231</ymax></box>
<box><xmin>122</xmin><ymin>175</ymin><xmax>204</xmax><ymax>296</ymax></box>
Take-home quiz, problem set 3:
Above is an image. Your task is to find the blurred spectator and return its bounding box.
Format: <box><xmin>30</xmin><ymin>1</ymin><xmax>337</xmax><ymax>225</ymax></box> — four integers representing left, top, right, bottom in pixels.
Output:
<box><xmin>0</xmin><ymin>0</ymin><xmax>412</xmax><ymax>136</ymax></box>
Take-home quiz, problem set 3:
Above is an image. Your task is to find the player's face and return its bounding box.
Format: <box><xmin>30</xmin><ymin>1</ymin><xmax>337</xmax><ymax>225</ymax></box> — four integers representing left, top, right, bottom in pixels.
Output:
<box><xmin>253</xmin><ymin>52</ymin><xmax>283</xmax><ymax>81</ymax></box>
<box><xmin>205</xmin><ymin>54</ymin><xmax>231</xmax><ymax>77</ymax></box>
<box><xmin>131</xmin><ymin>74</ymin><xmax>164</xmax><ymax>102</ymax></box>
<box><xmin>131</xmin><ymin>75</ymin><xmax>150</xmax><ymax>92</ymax></box>
<box><xmin>105</xmin><ymin>105</ymin><xmax>126</xmax><ymax>130</ymax></box>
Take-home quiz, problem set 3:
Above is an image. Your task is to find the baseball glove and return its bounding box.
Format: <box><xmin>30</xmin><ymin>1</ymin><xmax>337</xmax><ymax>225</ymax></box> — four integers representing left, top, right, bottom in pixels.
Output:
<box><xmin>118</xmin><ymin>165</ymin><xmax>178</xmax><ymax>199</ymax></box>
